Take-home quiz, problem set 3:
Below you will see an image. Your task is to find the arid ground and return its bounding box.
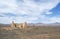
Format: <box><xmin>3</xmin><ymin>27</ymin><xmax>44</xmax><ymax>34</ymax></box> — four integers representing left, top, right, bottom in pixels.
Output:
<box><xmin>0</xmin><ymin>26</ymin><xmax>60</xmax><ymax>39</ymax></box>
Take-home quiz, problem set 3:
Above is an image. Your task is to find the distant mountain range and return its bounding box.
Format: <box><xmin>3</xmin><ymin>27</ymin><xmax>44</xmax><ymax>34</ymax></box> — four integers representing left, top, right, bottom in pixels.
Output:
<box><xmin>48</xmin><ymin>22</ymin><xmax>60</xmax><ymax>26</ymax></box>
<box><xmin>0</xmin><ymin>23</ymin><xmax>10</xmax><ymax>26</ymax></box>
<box><xmin>0</xmin><ymin>22</ymin><xmax>60</xmax><ymax>26</ymax></box>
<box><xmin>28</xmin><ymin>22</ymin><xmax>60</xmax><ymax>26</ymax></box>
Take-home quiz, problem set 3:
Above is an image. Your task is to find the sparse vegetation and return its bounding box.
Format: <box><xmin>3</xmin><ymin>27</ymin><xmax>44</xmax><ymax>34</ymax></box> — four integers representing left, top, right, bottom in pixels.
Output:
<box><xmin>0</xmin><ymin>26</ymin><xmax>60</xmax><ymax>39</ymax></box>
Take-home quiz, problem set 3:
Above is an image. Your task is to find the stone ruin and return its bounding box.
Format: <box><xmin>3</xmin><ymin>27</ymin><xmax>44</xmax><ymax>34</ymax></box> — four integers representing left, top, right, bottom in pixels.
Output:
<box><xmin>0</xmin><ymin>21</ymin><xmax>27</xmax><ymax>30</ymax></box>
<box><xmin>11</xmin><ymin>21</ymin><xmax>27</xmax><ymax>29</ymax></box>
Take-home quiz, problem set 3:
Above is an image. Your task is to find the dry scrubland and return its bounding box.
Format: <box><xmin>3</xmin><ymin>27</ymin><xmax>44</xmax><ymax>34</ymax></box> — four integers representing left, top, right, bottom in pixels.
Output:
<box><xmin>0</xmin><ymin>26</ymin><xmax>60</xmax><ymax>39</ymax></box>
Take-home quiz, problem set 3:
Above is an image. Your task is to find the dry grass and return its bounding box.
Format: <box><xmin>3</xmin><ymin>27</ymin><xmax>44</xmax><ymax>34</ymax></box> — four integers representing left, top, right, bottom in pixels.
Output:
<box><xmin>0</xmin><ymin>26</ymin><xmax>60</xmax><ymax>39</ymax></box>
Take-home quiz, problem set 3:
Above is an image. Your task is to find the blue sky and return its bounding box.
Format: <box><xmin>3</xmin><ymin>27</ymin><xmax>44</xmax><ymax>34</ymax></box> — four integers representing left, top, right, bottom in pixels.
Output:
<box><xmin>0</xmin><ymin>0</ymin><xmax>60</xmax><ymax>24</ymax></box>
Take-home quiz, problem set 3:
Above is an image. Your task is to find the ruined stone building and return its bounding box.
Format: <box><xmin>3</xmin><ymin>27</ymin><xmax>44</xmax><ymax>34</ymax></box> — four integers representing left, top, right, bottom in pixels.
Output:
<box><xmin>11</xmin><ymin>21</ymin><xmax>27</xmax><ymax>29</ymax></box>
<box><xmin>0</xmin><ymin>21</ymin><xmax>27</xmax><ymax>30</ymax></box>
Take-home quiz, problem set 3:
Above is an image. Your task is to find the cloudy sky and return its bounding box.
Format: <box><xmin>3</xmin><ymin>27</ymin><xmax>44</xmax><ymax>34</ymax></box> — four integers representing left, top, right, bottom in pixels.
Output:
<box><xmin>0</xmin><ymin>0</ymin><xmax>60</xmax><ymax>24</ymax></box>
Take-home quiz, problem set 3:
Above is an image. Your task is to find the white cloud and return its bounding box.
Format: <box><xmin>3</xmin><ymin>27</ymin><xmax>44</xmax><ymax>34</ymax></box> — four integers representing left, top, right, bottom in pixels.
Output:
<box><xmin>0</xmin><ymin>17</ymin><xmax>14</xmax><ymax>24</ymax></box>
<box><xmin>42</xmin><ymin>10</ymin><xmax>53</xmax><ymax>15</ymax></box>
<box><xmin>0</xmin><ymin>0</ymin><xmax>60</xmax><ymax>24</ymax></box>
<box><xmin>49</xmin><ymin>17</ymin><xmax>60</xmax><ymax>23</ymax></box>
<box><xmin>14</xmin><ymin>16</ymin><xmax>38</xmax><ymax>23</ymax></box>
<box><xmin>39</xmin><ymin>16</ymin><xmax>60</xmax><ymax>24</ymax></box>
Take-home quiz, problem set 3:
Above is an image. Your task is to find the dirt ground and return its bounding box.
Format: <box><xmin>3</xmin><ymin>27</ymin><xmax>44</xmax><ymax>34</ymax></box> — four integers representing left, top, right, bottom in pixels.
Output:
<box><xmin>0</xmin><ymin>26</ymin><xmax>60</xmax><ymax>39</ymax></box>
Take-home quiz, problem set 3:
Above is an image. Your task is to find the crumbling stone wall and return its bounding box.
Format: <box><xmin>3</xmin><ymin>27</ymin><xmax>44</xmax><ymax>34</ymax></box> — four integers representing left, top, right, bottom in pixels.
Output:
<box><xmin>22</xmin><ymin>22</ymin><xmax>27</xmax><ymax>29</ymax></box>
<box><xmin>11</xmin><ymin>21</ymin><xmax>15</xmax><ymax>28</ymax></box>
<box><xmin>11</xmin><ymin>21</ymin><xmax>27</xmax><ymax>29</ymax></box>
